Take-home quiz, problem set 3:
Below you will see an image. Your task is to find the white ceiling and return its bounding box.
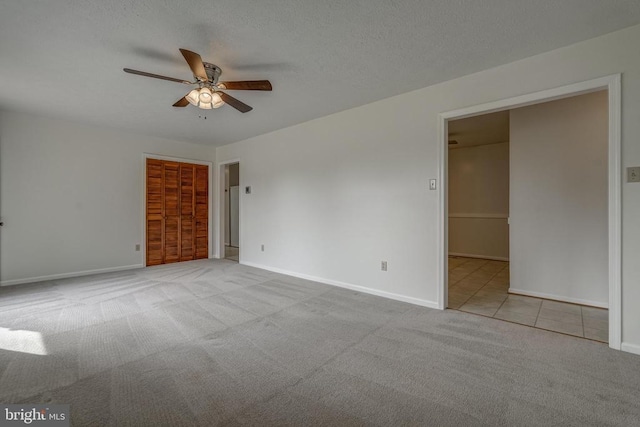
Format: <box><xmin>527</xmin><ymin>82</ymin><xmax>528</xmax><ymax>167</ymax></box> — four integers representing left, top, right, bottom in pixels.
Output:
<box><xmin>449</xmin><ymin>110</ymin><xmax>510</xmax><ymax>148</ymax></box>
<box><xmin>1</xmin><ymin>1</ymin><xmax>639</xmax><ymax>146</ymax></box>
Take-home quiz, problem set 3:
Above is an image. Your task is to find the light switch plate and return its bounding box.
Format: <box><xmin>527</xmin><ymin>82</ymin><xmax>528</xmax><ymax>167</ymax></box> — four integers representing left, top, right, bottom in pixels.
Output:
<box><xmin>245</xmin><ymin>186</ymin><xmax>252</xmax><ymax>194</ymax></box>
<box><xmin>429</xmin><ymin>179</ymin><xmax>437</xmax><ymax>190</ymax></box>
<box><xmin>628</xmin><ymin>167</ymin><xmax>640</xmax><ymax>183</ymax></box>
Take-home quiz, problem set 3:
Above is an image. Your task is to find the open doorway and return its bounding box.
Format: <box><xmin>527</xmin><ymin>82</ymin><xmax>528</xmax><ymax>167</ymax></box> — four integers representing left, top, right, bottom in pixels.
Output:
<box><xmin>224</xmin><ymin>162</ymin><xmax>240</xmax><ymax>262</ymax></box>
<box><xmin>447</xmin><ymin>110</ymin><xmax>510</xmax><ymax>310</ymax></box>
<box><xmin>444</xmin><ymin>86</ymin><xmax>616</xmax><ymax>345</ymax></box>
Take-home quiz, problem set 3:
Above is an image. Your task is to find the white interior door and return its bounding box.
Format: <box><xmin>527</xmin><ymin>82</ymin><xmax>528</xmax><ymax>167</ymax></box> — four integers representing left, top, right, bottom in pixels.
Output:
<box><xmin>224</xmin><ymin>190</ymin><xmax>230</xmax><ymax>245</ymax></box>
<box><xmin>230</xmin><ymin>186</ymin><xmax>240</xmax><ymax>247</ymax></box>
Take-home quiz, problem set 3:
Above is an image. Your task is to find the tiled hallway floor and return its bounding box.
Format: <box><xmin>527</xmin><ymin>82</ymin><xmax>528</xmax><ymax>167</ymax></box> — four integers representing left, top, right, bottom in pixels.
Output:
<box><xmin>225</xmin><ymin>245</ymin><xmax>239</xmax><ymax>262</ymax></box>
<box><xmin>448</xmin><ymin>256</ymin><xmax>608</xmax><ymax>343</ymax></box>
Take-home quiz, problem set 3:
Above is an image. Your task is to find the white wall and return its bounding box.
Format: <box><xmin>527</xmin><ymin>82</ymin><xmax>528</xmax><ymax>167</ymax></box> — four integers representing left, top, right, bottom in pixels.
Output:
<box><xmin>0</xmin><ymin>111</ymin><xmax>215</xmax><ymax>284</ymax></box>
<box><xmin>509</xmin><ymin>91</ymin><xmax>608</xmax><ymax>306</ymax></box>
<box><xmin>216</xmin><ymin>24</ymin><xmax>640</xmax><ymax>351</ymax></box>
<box><xmin>448</xmin><ymin>142</ymin><xmax>509</xmax><ymax>260</ymax></box>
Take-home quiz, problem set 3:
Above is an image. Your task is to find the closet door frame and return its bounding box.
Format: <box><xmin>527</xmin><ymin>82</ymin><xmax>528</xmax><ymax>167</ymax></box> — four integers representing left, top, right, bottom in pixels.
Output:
<box><xmin>142</xmin><ymin>153</ymin><xmax>213</xmax><ymax>267</ymax></box>
<box><xmin>216</xmin><ymin>158</ymin><xmax>241</xmax><ymax>261</ymax></box>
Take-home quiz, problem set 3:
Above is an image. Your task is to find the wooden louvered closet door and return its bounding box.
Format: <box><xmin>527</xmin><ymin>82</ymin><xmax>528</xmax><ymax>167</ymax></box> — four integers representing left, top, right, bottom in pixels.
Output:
<box><xmin>163</xmin><ymin>161</ymin><xmax>181</xmax><ymax>263</ymax></box>
<box><xmin>194</xmin><ymin>165</ymin><xmax>209</xmax><ymax>259</ymax></box>
<box><xmin>146</xmin><ymin>159</ymin><xmax>165</xmax><ymax>266</ymax></box>
<box><xmin>146</xmin><ymin>159</ymin><xmax>208</xmax><ymax>266</ymax></box>
<box><xmin>180</xmin><ymin>164</ymin><xmax>195</xmax><ymax>261</ymax></box>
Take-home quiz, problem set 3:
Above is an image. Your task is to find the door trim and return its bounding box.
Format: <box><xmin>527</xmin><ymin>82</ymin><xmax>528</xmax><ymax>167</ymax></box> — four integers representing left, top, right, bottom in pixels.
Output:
<box><xmin>437</xmin><ymin>74</ymin><xmax>622</xmax><ymax>350</ymax></box>
<box><xmin>216</xmin><ymin>159</ymin><xmax>241</xmax><ymax>260</ymax></box>
<box><xmin>142</xmin><ymin>153</ymin><xmax>214</xmax><ymax>266</ymax></box>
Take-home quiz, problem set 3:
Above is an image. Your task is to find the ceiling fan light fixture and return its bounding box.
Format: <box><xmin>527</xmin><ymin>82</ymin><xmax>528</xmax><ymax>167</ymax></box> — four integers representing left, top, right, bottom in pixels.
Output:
<box><xmin>199</xmin><ymin>87</ymin><xmax>213</xmax><ymax>103</ymax></box>
<box><xmin>186</xmin><ymin>89</ymin><xmax>200</xmax><ymax>106</ymax></box>
<box><xmin>211</xmin><ymin>92</ymin><xmax>224</xmax><ymax>109</ymax></box>
<box><xmin>185</xmin><ymin>87</ymin><xmax>221</xmax><ymax>109</ymax></box>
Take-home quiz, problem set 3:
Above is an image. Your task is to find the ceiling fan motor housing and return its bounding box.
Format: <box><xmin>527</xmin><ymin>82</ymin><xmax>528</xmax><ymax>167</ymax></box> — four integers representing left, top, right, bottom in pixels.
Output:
<box><xmin>203</xmin><ymin>63</ymin><xmax>222</xmax><ymax>84</ymax></box>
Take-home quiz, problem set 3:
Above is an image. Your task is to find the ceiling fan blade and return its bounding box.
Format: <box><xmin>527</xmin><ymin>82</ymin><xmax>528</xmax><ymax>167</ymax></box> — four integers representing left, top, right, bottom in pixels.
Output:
<box><xmin>219</xmin><ymin>92</ymin><xmax>252</xmax><ymax>113</ymax></box>
<box><xmin>173</xmin><ymin>96</ymin><xmax>190</xmax><ymax>107</ymax></box>
<box><xmin>123</xmin><ymin>68</ymin><xmax>191</xmax><ymax>84</ymax></box>
<box><xmin>179</xmin><ymin>49</ymin><xmax>208</xmax><ymax>81</ymax></box>
<box><xmin>218</xmin><ymin>80</ymin><xmax>272</xmax><ymax>91</ymax></box>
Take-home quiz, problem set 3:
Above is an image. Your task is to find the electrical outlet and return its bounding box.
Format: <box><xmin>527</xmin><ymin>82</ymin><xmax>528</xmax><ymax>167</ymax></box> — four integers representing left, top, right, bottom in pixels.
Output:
<box><xmin>135</xmin><ymin>244</ymin><xmax>140</xmax><ymax>252</ymax></box>
<box><xmin>261</xmin><ymin>244</ymin><xmax>265</xmax><ymax>252</ymax></box>
<box><xmin>245</xmin><ymin>186</ymin><xmax>252</xmax><ymax>194</ymax></box>
<box><xmin>381</xmin><ymin>261</ymin><xmax>388</xmax><ymax>271</ymax></box>
<box><xmin>628</xmin><ymin>166</ymin><xmax>640</xmax><ymax>183</ymax></box>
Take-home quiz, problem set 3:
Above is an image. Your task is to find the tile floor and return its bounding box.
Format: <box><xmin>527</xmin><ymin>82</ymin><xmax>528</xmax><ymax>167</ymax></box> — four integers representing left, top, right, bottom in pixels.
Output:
<box><xmin>448</xmin><ymin>256</ymin><xmax>608</xmax><ymax>343</ymax></box>
<box><xmin>225</xmin><ymin>245</ymin><xmax>239</xmax><ymax>262</ymax></box>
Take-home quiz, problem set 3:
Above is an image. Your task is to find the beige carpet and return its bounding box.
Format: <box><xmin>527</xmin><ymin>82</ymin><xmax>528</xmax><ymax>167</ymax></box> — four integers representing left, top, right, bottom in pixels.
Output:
<box><xmin>0</xmin><ymin>259</ymin><xmax>639</xmax><ymax>426</ymax></box>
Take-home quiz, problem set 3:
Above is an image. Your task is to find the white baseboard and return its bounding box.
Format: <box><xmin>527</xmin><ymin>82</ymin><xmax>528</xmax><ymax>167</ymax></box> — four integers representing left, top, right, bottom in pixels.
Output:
<box><xmin>621</xmin><ymin>342</ymin><xmax>640</xmax><ymax>356</ymax></box>
<box><xmin>508</xmin><ymin>288</ymin><xmax>608</xmax><ymax>309</ymax></box>
<box><xmin>242</xmin><ymin>261</ymin><xmax>439</xmax><ymax>310</ymax></box>
<box><xmin>449</xmin><ymin>252</ymin><xmax>509</xmax><ymax>262</ymax></box>
<box><xmin>0</xmin><ymin>264</ymin><xmax>144</xmax><ymax>287</ymax></box>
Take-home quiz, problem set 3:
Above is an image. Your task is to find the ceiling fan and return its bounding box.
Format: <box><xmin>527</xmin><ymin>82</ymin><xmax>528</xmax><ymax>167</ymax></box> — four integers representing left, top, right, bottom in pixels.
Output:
<box><xmin>124</xmin><ymin>48</ymin><xmax>272</xmax><ymax>113</ymax></box>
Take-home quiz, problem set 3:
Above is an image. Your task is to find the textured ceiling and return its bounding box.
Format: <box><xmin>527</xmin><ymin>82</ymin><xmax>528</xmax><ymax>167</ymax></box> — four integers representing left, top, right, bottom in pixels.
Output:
<box><xmin>1</xmin><ymin>1</ymin><xmax>639</xmax><ymax>146</ymax></box>
<box><xmin>449</xmin><ymin>111</ymin><xmax>510</xmax><ymax>149</ymax></box>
